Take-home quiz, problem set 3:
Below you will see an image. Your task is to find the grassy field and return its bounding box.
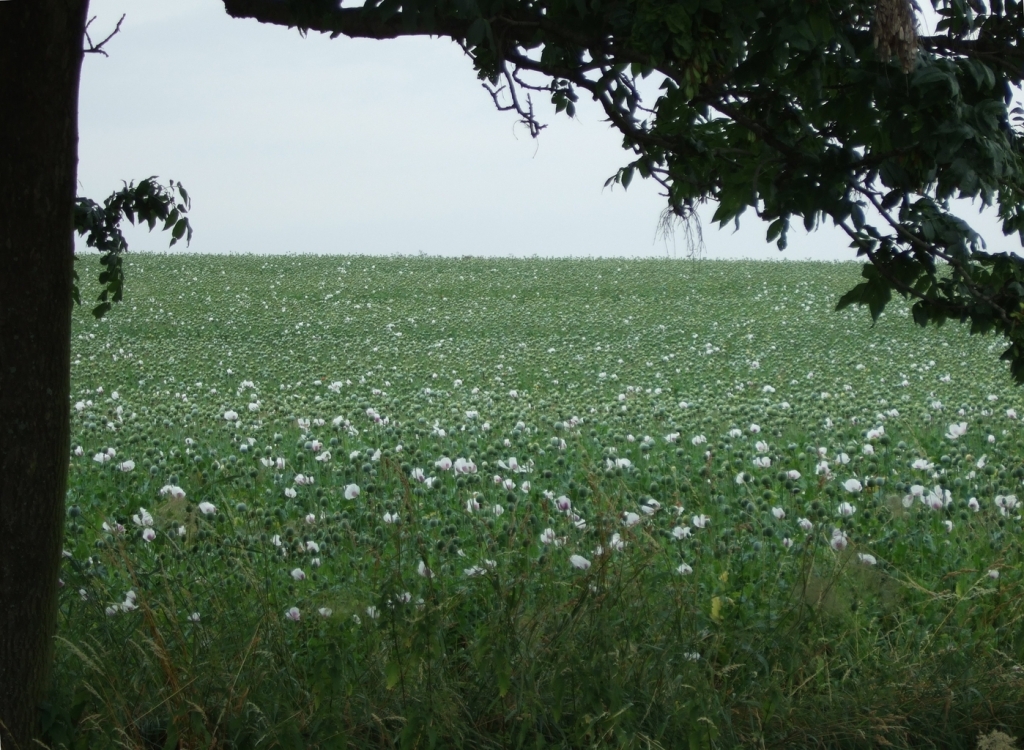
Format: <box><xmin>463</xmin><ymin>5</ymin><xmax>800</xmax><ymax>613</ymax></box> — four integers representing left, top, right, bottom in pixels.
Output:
<box><xmin>50</xmin><ymin>254</ymin><xmax>1024</xmax><ymax>749</ymax></box>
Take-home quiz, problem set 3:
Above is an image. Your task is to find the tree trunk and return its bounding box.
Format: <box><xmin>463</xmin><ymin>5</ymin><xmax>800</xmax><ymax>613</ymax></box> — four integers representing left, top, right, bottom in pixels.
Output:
<box><xmin>0</xmin><ymin>2</ymin><xmax>89</xmax><ymax>747</ymax></box>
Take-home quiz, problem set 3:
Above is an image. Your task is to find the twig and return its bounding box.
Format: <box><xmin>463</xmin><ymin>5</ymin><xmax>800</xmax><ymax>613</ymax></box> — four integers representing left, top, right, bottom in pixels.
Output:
<box><xmin>84</xmin><ymin>14</ymin><xmax>126</xmax><ymax>57</ymax></box>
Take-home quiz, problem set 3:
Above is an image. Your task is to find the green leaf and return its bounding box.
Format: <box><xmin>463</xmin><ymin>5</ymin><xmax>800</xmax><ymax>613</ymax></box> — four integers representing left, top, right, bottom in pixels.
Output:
<box><xmin>385</xmin><ymin>659</ymin><xmax>401</xmax><ymax>689</ymax></box>
<box><xmin>466</xmin><ymin>18</ymin><xmax>487</xmax><ymax>46</ymax></box>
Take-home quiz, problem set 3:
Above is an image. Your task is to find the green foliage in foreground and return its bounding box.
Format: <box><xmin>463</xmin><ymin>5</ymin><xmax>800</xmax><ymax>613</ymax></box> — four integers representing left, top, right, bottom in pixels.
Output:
<box><xmin>49</xmin><ymin>255</ymin><xmax>1024</xmax><ymax>748</ymax></box>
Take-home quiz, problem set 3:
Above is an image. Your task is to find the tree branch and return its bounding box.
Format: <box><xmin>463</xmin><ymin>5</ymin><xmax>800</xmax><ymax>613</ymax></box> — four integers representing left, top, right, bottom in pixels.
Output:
<box><xmin>84</xmin><ymin>14</ymin><xmax>125</xmax><ymax>57</ymax></box>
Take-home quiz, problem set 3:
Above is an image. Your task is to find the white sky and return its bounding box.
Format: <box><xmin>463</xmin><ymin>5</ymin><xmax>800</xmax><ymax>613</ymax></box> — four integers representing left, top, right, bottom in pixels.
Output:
<box><xmin>76</xmin><ymin>0</ymin><xmax>1018</xmax><ymax>260</ymax></box>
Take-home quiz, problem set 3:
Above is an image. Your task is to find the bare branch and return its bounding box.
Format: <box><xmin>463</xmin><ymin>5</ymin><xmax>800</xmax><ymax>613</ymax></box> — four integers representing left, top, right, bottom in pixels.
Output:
<box><xmin>84</xmin><ymin>14</ymin><xmax>125</xmax><ymax>58</ymax></box>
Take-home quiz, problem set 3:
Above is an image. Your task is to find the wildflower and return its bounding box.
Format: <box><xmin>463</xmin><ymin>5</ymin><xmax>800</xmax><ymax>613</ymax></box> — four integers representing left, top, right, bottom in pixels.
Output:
<box><xmin>676</xmin><ymin>562</ymin><xmax>693</xmax><ymax>575</ymax></box>
<box><xmin>968</xmin><ymin>497</ymin><xmax>980</xmax><ymax>512</ymax></box>
<box><xmin>492</xmin><ymin>504</ymin><xmax>504</xmax><ymax>517</ymax></box>
<box><xmin>830</xmin><ymin>528</ymin><xmax>848</xmax><ymax>551</ymax></box>
<box><xmin>294</xmin><ymin>474</ymin><xmax>314</xmax><ymax>486</ymax></box>
<box><xmin>753</xmin><ymin>456</ymin><xmax>771</xmax><ymax>469</ymax></box>
<box><xmin>945</xmin><ymin>422</ymin><xmax>968</xmax><ymax>440</ymax></box>
<box><xmin>755</xmin><ymin>440</ymin><xmax>769</xmax><ymax>453</ymax></box>
<box><xmin>285</xmin><ymin>607</ymin><xmax>301</xmax><ymax>621</ymax></box>
<box><xmin>692</xmin><ymin>514</ymin><xmax>710</xmax><ymax>529</ymax></box>
<box><xmin>995</xmin><ymin>495</ymin><xmax>1019</xmax><ymax>516</ymax></box>
<box><xmin>314</xmin><ymin>451</ymin><xmax>331</xmax><ymax>462</ymax></box>
<box><xmin>988</xmin><ymin>434</ymin><xmax>996</xmax><ymax>444</ymax></box>
<box><xmin>857</xmin><ymin>553</ymin><xmax>877</xmax><ymax>565</ymax></box>
<box><xmin>291</xmin><ymin>568</ymin><xmax>306</xmax><ymax>581</ymax></box>
<box><xmin>988</xmin><ymin>569</ymin><xmax>1000</xmax><ymax>579</ymax></box>
<box><xmin>197</xmin><ymin>501</ymin><xmax>216</xmax><ymax>516</ymax></box>
<box><xmin>911</xmin><ymin>458</ymin><xmax>935</xmax><ymax>471</ymax></box>
<box><xmin>318</xmin><ymin>608</ymin><xmax>332</xmax><ymax>618</ymax></box>
<box><xmin>464</xmin><ymin>566</ymin><xmax>486</xmax><ymax>577</ymax></box>
<box><xmin>798</xmin><ymin>517</ymin><xmax>813</xmax><ymax>531</ymax></box>
<box><xmin>284</xmin><ymin>487</ymin><xmax>297</xmax><ymax>499</ymax></box>
<box><xmin>132</xmin><ymin>508</ymin><xmax>154</xmax><ymax>527</ymax></box>
<box><xmin>117</xmin><ymin>460</ymin><xmax>135</xmax><ymax>472</ymax></box>
<box><xmin>275</xmin><ymin>457</ymin><xmax>286</xmax><ymax>470</ymax></box>
<box><xmin>771</xmin><ymin>507</ymin><xmax>786</xmax><ymax>520</ymax></box>
<box><xmin>383</xmin><ymin>512</ymin><xmax>399</xmax><ymax>524</ymax></box>
<box><xmin>749</xmin><ymin>423</ymin><xmax>761</xmax><ymax>433</ymax></box>
<box><xmin>672</xmin><ymin>526</ymin><xmax>691</xmax><ymax>539</ymax></box>
<box><xmin>435</xmin><ymin>456</ymin><xmax>453</xmax><ymax>471</ymax></box>
<box><xmin>344</xmin><ymin>483</ymin><xmax>360</xmax><ymax>500</ymax></box>
<box><xmin>665</xmin><ymin>432</ymin><xmax>680</xmax><ymax>443</ymax></box>
<box><xmin>787</xmin><ymin>470</ymin><xmax>801</xmax><ymax>480</ymax></box>
<box><xmin>609</xmin><ymin>533</ymin><xmax>625</xmax><ymax>551</ymax></box>
<box><xmin>540</xmin><ymin>528</ymin><xmax>558</xmax><ymax>544</ymax></box>
<box><xmin>835</xmin><ymin>452</ymin><xmax>851</xmax><ymax>465</ymax></box>
<box><xmin>305</xmin><ymin>513</ymin><xmax>316</xmax><ymax>525</ymax></box>
<box><xmin>862</xmin><ymin>444</ymin><xmax>874</xmax><ymax>456</ymax></box>
<box><xmin>366</xmin><ymin>605</ymin><xmax>380</xmax><ymax>619</ymax></box>
<box><xmin>188</xmin><ymin>612</ymin><xmax>201</xmax><ymax>622</ymax></box>
<box><xmin>622</xmin><ymin>512</ymin><xmax>641</xmax><ymax>527</ymax></box>
<box><xmin>837</xmin><ymin>501</ymin><xmax>857</xmax><ymax>517</ymax></box>
<box><xmin>555</xmin><ymin>495</ymin><xmax>571</xmax><ymax>512</ymax></box>
<box><xmin>782</xmin><ymin>537</ymin><xmax>793</xmax><ymax>549</ymax></box>
<box><xmin>306</xmin><ymin>540</ymin><xmax>319</xmax><ymax>553</ymax></box>
<box><xmin>944</xmin><ymin>520</ymin><xmax>954</xmax><ymax>533</ymax></box>
<box><xmin>453</xmin><ymin>457</ymin><xmax>477</xmax><ymax>474</ymax></box>
<box><xmin>569</xmin><ymin>554</ymin><xmax>591</xmax><ymax>570</ymax></box>
<box><xmin>924</xmin><ymin>486</ymin><xmax>950</xmax><ymax>510</ymax></box>
<box><xmin>142</xmin><ymin>528</ymin><xmax>156</xmax><ymax>543</ymax></box>
<box><xmin>691</xmin><ymin>435</ymin><xmax>707</xmax><ymax>446</ymax></box>
<box><xmin>465</xmin><ymin>498</ymin><xmax>480</xmax><ymax>512</ymax></box>
<box><xmin>842</xmin><ymin>479</ymin><xmax>862</xmax><ymax>494</ymax></box>
<box><xmin>224</xmin><ymin>410</ymin><xmax>239</xmax><ymax>421</ymax></box>
<box><xmin>417</xmin><ymin>560</ymin><xmax>433</xmax><ymax>578</ymax></box>
<box><xmin>521</xmin><ymin>480</ymin><xmax>531</xmax><ymax>493</ymax></box>
<box><xmin>93</xmin><ymin>451</ymin><xmax>111</xmax><ymax>464</ymax></box>
<box><xmin>73</xmin><ymin>445</ymin><xmax>84</xmax><ymax>456</ymax></box>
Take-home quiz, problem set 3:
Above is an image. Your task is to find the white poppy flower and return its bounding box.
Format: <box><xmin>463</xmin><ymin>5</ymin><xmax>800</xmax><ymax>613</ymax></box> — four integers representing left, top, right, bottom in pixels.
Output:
<box><xmin>569</xmin><ymin>554</ymin><xmax>591</xmax><ymax>570</ymax></box>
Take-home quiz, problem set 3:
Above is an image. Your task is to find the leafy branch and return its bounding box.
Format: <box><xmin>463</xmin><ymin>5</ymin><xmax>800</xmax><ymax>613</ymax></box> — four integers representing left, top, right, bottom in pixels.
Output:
<box><xmin>74</xmin><ymin>178</ymin><xmax>193</xmax><ymax>319</ymax></box>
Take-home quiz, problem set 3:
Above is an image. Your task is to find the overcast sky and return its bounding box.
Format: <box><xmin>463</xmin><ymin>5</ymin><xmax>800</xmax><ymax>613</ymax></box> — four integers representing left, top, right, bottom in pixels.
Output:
<box><xmin>76</xmin><ymin>0</ymin><xmax>1018</xmax><ymax>261</ymax></box>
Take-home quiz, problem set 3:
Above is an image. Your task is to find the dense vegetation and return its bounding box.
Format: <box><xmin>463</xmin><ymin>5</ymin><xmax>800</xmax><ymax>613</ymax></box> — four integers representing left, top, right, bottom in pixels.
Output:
<box><xmin>50</xmin><ymin>254</ymin><xmax>1024</xmax><ymax>748</ymax></box>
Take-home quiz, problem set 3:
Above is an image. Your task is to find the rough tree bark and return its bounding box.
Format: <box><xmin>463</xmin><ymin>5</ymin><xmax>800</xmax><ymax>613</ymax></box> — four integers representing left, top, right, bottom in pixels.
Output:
<box><xmin>0</xmin><ymin>1</ymin><xmax>89</xmax><ymax>747</ymax></box>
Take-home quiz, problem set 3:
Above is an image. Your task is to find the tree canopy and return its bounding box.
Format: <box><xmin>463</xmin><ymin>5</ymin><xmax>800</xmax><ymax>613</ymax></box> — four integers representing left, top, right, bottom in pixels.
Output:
<box><xmin>225</xmin><ymin>0</ymin><xmax>1024</xmax><ymax>378</ymax></box>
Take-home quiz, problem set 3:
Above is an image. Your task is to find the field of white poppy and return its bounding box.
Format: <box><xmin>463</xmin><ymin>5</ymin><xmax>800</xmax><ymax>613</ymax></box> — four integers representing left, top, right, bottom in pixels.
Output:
<box><xmin>50</xmin><ymin>254</ymin><xmax>1024</xmax><ymax>749</ymax></box>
